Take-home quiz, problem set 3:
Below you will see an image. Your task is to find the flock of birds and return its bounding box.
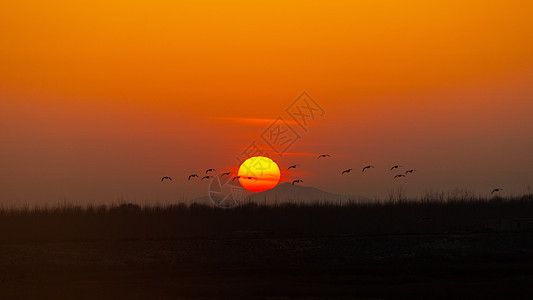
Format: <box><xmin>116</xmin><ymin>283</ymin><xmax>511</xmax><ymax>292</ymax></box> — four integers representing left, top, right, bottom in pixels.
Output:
<box><xmin>160</xmin><ymin>153</ymin><xmax>504</xmax><ymax>195</ymax></box>
<box><xmin>310</xmin><ymin>155</ymin><xmax>417</xmax><ymax>184</ymax></box>
<box><xmin>338</xmin><ymin>165</ymin><xmax>415</xmax><ymax>178</ymax></box>
<box><xmin>161</xmin><ymin>169</ymin><xmax>257</xmax><ymax>183</ymax></box>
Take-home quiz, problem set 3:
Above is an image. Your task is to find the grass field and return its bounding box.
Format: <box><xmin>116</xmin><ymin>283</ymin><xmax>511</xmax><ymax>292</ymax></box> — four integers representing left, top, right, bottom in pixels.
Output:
<box><xmin>1</xmin><ymin>195</ymin><xmax>532</xmax><ymax>242</ymax></box>
<box><xmin>0</xmin><ymin>196</ymin><xmax>532</xmax><ymax>298</ymax></box>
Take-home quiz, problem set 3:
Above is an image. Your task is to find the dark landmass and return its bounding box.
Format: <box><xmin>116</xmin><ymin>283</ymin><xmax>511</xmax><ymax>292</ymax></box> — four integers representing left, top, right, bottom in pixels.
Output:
<box><xmin>0</xmin><ymin>196</ymin><xmax>532</xmax><ymax>299</ymax></box>
<box><xmin>2</xmin><ymin>195</ymin><xmax>533</xmax><ymax>242</ymax></box>
<box><xmin>189</xmin><ymin>182</ymin><xmax>368</xmax><ymax>207</ymax></box>
<box><xmin>247</xmin><ymin>182</ymin><xmax>370</xmax><ymax>204</ymax></box>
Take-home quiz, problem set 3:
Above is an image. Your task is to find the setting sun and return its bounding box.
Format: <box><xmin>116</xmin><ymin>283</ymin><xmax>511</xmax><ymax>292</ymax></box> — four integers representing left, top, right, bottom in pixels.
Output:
<box><xmin>237</xmin><ymin>156</ymin><xmax>281</xmax><ymax>193</ymax></box>
<box><xmin>1</xmin><ymin>0</ymin><xmax>533</xmax><ymax>297</ymax></box>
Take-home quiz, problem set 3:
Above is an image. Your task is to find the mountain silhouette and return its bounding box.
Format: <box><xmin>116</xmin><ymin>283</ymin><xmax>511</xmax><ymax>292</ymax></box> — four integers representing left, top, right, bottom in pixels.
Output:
<box><xmin>246</xmin><ymin>182</ymin><xmax>369</xmax><ymax>205</ymax></box>
<box><xmin>188</xmin><ymin>182</ymin><xmax>369</xmax><ymax>206</ymax></box>
<box><xmin>187</xmin><ymin>195</ymin><xmax>219</xmax><ymax>206</ymax></box>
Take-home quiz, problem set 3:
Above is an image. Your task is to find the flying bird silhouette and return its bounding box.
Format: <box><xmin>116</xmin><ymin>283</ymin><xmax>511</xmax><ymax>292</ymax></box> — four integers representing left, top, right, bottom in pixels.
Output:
<box><xmin>362</xmin><ymin>165</ymin><xmax>374</xmax><ymax>172</ymax></box>
<box><xmin>342</xmin><ymin>169</ymin><xmax>352</xmax><ymax>174</ymax></box>
<box><xmin>188</xmin><ymin>174</ymin><xmax>198</xmax><ymax>180</ymax></box>
<box><xmin>232</xmin><ymin>176</ymin><xmax>241</xmax><ymax>181</ymax></box>
<box><xmin>405</xmin><ymin>169</ymin><xmax>416</xmax><ymax>174</ymax></box>
<box><xmin>394</xmin><ymin>174</ymin><xmax>406</xmax><ymax>179</ymax></box>
<box><xmin>161</xmin><ymin>176</ymin><xmax>172</xmax><ymax>182</ymax></box>
<box><xmin>205</xmin><ymin>169</ymin><xmax>216</xmax><ymax>174</ymax></box>
<box><xmin>390</xmin><ymin>165</ymin><xmax>402</xmax><ymax>171</ymax></box>
<box><xmin>317</xmin><ymin>154</ymin><xmax>331</xmax><ymax>159</ymax></box>
<box><xmin>287</xmin><ymin>164</ymin><xmax>300</xmax><ymax>170</ymax></box>
<box><xmin>491</xmin><ymin>188</ymin><xmax>503</xmax><ymax>195</ymax></box>
<box><xmin>201</xmin><ymin>176</ymin><xmax>213</xmax><ymax>180</ymax></box>
<box><xmin>221</xmin><ymin>172</ymin><xmax>231</xmax><ymax>176</ymax></box>
<box><xmin>292</xmin><ymin>179</ymin><xmax>303</xmax><ymax>185</ymax></box>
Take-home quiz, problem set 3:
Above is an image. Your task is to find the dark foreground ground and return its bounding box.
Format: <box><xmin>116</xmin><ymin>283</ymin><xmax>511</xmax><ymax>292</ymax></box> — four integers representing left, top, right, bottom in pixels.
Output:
<box><xmin>1</xmin><ymin>232</ymin><xmax>532</xmax><ymax>299</ymax></box>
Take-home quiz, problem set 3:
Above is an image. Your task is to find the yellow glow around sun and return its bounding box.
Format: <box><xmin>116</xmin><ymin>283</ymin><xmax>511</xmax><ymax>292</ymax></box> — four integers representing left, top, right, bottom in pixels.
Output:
<box><xmin>238</xmin><ymin>156</ymin><xmax>281</xmax><ymax>193</ymax></box>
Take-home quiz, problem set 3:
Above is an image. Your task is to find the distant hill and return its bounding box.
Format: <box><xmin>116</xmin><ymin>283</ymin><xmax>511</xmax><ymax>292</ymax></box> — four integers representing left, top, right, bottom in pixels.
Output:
<box><xmin>187</xmin><ymin>195</ymin><xmax>217</xmax><ymax>206</ymax></box>
<box><xmin>188</xmin><ymin>182</ymin><xmax>369</xmax><ymax>206</ymax></box>
<box><xmin>246</xmin><ymin>182</ymin><xmax>369</xmax><ymax>205</ymax></box>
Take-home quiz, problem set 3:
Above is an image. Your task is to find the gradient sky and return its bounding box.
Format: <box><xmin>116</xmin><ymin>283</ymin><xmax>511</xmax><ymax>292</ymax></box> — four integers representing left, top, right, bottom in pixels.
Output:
<box><xmin>1</xmin><ymin>1</ymin><xmax>533</xmax><ymax>205</ymax></box>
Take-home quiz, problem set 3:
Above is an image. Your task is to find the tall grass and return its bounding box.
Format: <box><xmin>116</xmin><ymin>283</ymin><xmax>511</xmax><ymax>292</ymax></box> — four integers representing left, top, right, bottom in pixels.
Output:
<box><xmin>0</xmin><ymin>195</ymin><xmax>532</xmax><ymax>243</ymax></box>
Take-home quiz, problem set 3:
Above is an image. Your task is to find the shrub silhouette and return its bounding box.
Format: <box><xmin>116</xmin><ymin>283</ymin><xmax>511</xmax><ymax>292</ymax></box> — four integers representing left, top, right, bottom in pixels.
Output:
<box><xmin>0</xmin><ymin>195</ymin><xmax>531</xmax><ymax>242</ymax></box>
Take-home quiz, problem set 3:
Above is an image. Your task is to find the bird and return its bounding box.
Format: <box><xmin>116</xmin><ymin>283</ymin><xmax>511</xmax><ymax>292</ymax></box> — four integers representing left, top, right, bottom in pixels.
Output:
<box><xmin>221</xmin><ymin>172</ymin><xmax>231</xmax><ymax>176</ymax></box>
<box><xmin>317</xmin><ymin>154</ymin><xmax>331</xmax><ymax>159</ymax></box>
<box><xmin>394</xmin><ymin>174</ymin><xmax>406</xmax><ymax>179</ymax></box>
<box><xmin>405</xmin><ymin>169</ymin><xmax>416</xmax><ymax>175</ymax></box>
<box><xmin>362</xmin><ymin>165</ymin><xmax>374</xmax><ymax>172</ymax></box>
<box><xmin>201</xmin><ymin>176</ymin><xmax>213</xmax><ymax>180</ymax></box>
<box><xmin>188</xmin><ymin>174</ymin><xmax>198</xmax><ymax>180</ymax></box>
<box><xmin>161</xmin><ymin>176</ymin><xmax>172</xmax><ymax>182</ymax></box>
<box><xmin>342</xmin><ymin>169</ymin><xmax>352</xmax><ymax>174</ymax></box>
<box><xmin>287</xmin><ymin>164</ymin><xmax>300</xmax><ymax>170</ymax></box>
<box><xmin>292</xmin><ymin>179</ymin><xmax>303</xmax><ymax>185</ymax></box>
<box><xmin>205</xmin><ymin>168</ymin><xmax>216</xmax><ymax>174</ymax></box>
<box><xmin>491</xmin><ymin>188</ymin><xmax>503</xmax><ymax>195</ymax></box>
<box><xmin>232</xmin><ymin>176</ymin><xmax>241</xmax><ymax>181</ymax></box>
<box><xmin>390</xmin><ymin>165</ymin><xmax>402</xmax><ymax>171</ymax></box>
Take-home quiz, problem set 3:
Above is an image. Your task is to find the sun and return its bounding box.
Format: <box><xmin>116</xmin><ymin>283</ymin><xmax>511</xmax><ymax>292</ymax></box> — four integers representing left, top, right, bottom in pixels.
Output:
<box><xmin>238</xmin><ymin>156</ymin><xmax>281</xmax><ymax>193</ymax></box>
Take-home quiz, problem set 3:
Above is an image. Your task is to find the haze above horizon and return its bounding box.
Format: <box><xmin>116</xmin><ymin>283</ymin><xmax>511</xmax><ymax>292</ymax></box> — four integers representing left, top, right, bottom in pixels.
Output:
<box><xmin>1</xmin><ymin>1</ymin><xmax>533</xmax><ymax>205</ymax></box>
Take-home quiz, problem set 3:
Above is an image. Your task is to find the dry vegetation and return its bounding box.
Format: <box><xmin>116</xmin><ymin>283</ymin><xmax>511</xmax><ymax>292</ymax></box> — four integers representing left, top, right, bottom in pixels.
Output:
<box><xmin>0</xmin><ymin>195</ymin><xmax>532</xmax><ymax>298</ymax></box>
<box><xmin>1</xmin><ymin>194</ymin><xmax>532</xmax><ymax>243</ymax></box>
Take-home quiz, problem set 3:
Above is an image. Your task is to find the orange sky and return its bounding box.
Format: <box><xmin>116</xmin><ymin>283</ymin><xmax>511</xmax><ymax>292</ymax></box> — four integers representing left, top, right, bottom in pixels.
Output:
<box><xmin>1</xmin><ymin>1</ymin><xmax>533</xmax><ymax>205</ymax></box>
